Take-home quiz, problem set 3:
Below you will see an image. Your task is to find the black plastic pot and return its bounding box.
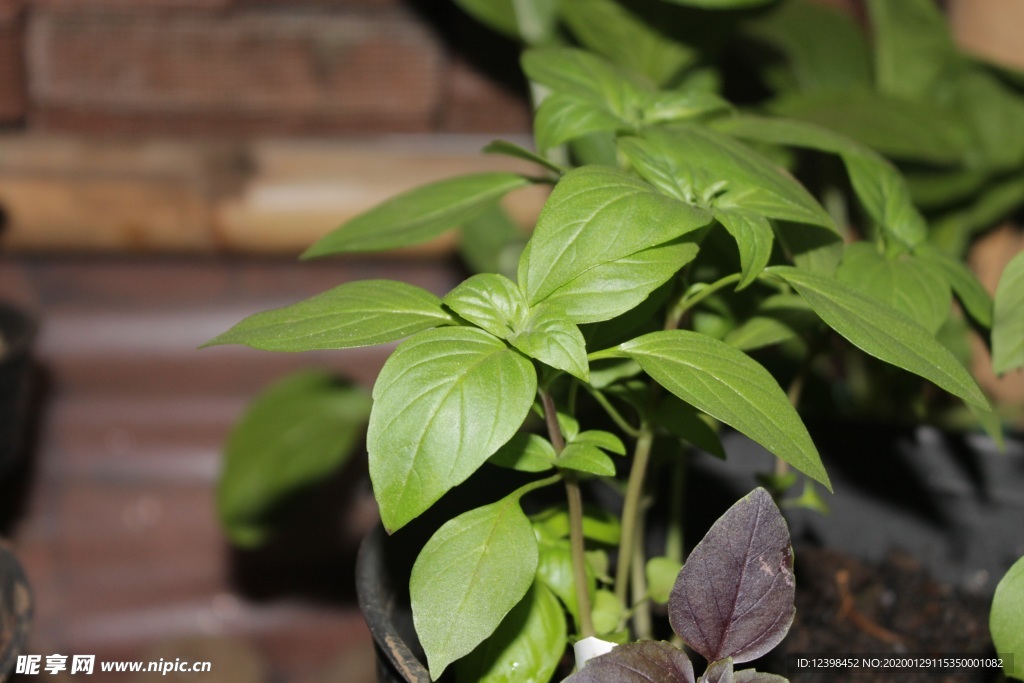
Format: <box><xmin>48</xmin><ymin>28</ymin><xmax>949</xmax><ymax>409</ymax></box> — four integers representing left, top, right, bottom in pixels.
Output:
<box><xmin>357</xmin><ymin>524</ymin><xmax>431</xmax><ymax>683</ymax></box>
<box><xmin>0</xmin><ymin>302</ymin><xmax>35</xmax><ymax>480</ymax></box>
<box><xmin>0</xmin><ymin>541</ymin><xmax>31</xmax><ymax>681</ymax></box>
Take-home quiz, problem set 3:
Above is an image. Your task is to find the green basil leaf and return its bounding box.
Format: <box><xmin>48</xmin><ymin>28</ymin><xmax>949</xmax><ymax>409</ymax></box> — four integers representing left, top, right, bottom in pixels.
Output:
<box><xmin>867</xmin><ymin>0</ymin><xmax>958</xmax><ymax>101</ymax></box>
<box><xmin>617</xmin><ymin>330</ymin><xmax>830</xmax><ymax>489</ymax></box>
<box><xmin>522</xmin><ymin>47</ymin><xmax>648</xmax><ymax>114</ymax></box>
<box><xmin>459</xmin><ymin>202</ymin><xmax>526</xmax><ymax>279</ymax></box>
<box><xmin>483</xmin><ymin>139</ymin><xmax>568</xmax><ymax>175</ymax></box>
<box><xmin>916</xmin><ymin>244</ymin><xmax>993</xmax><ymax>329</ymax></box>
<box><xmin>654</xmin><ymin>395</ymin><xmax>726</xmax><ymax>459</ymax></box>
<box><xmin>510</xmin><ymin>302</ymin><xmax>590</xmax><ymax>381</ymax></box>
<box><xmin>768</xmin><ymin>265</ymin><xmax>989</xmax><ymax>409</ymax></box>
<box><xmin>642</xmin><ymin>90</ymin><xmax>732</xmax><ymax>125</ymax></box>
<box><xmin>532</xmin><ymin>505</ymin><xmax>622</xmax><ymax>545</ymax></box>
<box><xmin>559</xmin><ymin>0</ymin><xmax>698</xmax><ymax>86</ymax></box>
<box><xmin>646</xmin><ymin>556</ymin><xmax>684</xmax><ymax>605</ymax></box>
<box><xmin>572</xmin><ymin>430</ymin><xmax>626</xmax><ymax>455</ymax></box>
<box><xmin>836</xmin><ymin>244</ymin><xmax>950</xmax><ymax>334</ymax></box>
<box><xmin>453</xmin><ymin>0</ymin><xmax>559</xmax><ymax>44</ymax></box>
<box><xmin>519</xmin><ymin>165</ymin><xmax>711</xmax><ymax>323</ymax></box>
<box><xmin>557</xmin><ymin>443</ymin><xmax>617</xmax><ymax>477</ymax></box>
<box><xmin>712</xmin><ymin>207</ymin><xmax>774</xmax><ymax>290</ymax></box>
<box><xmin>591</xmin><ymin>589</ymin><xmax>623</xmax><ymax>636</ymax></box>
<box><xmin>452</xmin><ymin>0</ymin><xmax>519</xmax><ymax>39</ymax></box>
<box><xmin>993</xmin><ymin>251</ymin><xmax>1024</xmax><ymax>375</ymax></box>
<box><xmin>443</xmin><ymin>273</ymin><xmax>528</xmax><ymax>339</ymax></box>
<box><xmin>303</xmin><ymin>173</ymin><xmax>529</xmax><ymax>256</ymax></box>
<box><xmin>456</xmin><ymin>583</ymin><xmax>567</xmax><ymax>683</ymax></box>
<box><xmin>536</xmin><ymin>538</ymin><xmax>597</xmax><ymax>631</ymax></box>
<box><xmin>952</xmin><ymin>67</ymin><xmax>1024</xmax><ymax>172</ymax></box>
<box><xmin>411</xmin><ymin>491</ymin><xmax>540</xmax><ymax>679</ymax></box>
<box><xmin>744</xmin><ymin>0</ymin><xmax>871</xmax><ymax>94</ymax></box>
<box><xmin>217</xmin><ymin>371</ymin><xmax>371</xmax><ymax>547</ymax></box>
<box><xmin>530</xmin><ymin>237</ymin><xmax>702</xmax><ymax>325</ymax></box>
<box><xmin>723</xmin><ymin>293</ymin><xmax>816</xmax><ymax>352</ymax></box>
<box><xmin>771</xmin><ymin>91</ymin><xmax>967</xmax><ymax>165</ymax></box>
<box><xmin>619</xmin><ymin>127</ymin><xmax>834</xmax><ymax>230</ymax></box>
<box><xmin>991</xmin><ymin>555</ymin><xmax>1024</xmax><ymax>680</ymax></box>
<box><xmin>535</xmin><ymin>94</ymin><xmax>628</xmax><ymax>152</ymax></box>
<box><xmin>202</xmin><ymin>280</ymin><xmax>453</xmax><ymax>351</ymax></box>
<box><xmin>715</xmin><ymin>115</ymin><xmax>926</xmax><ymax>247</ymax></box>
<box><xmin>369</xmin><ymin>327</ymin><xmax>537</xmax><ymax>532</ymax></box>
<box><xmin>931</xmin><ymin>174</ymin><xmax>1024</xmax><ymax>256</ymax></box>
<box><xmin>489</xmin><ymin>433</ymin><xmax>557</xmax><ymax>472</ymax></box>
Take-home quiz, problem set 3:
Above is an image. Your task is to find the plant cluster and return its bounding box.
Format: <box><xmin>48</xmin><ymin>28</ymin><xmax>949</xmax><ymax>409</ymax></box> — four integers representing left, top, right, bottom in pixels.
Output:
<box><xmin>206</xmin><ymin>0</ymin><xmax>1024</xmax><ymax>681</ymax></box>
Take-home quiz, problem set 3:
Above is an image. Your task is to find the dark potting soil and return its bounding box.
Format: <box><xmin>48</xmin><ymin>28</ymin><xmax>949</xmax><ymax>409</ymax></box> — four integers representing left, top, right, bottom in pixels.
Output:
<box><xmin>752</xmin><ymin>543</ymin><xmax>999</xmax><ymax>683</ymax></box>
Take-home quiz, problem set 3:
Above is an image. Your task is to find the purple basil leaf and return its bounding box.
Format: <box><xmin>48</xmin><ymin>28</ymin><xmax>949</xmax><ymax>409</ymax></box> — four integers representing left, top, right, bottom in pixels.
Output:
<box><xmin>565</xmin><ymin>641</ymin><xmax>696</xmax><ymax>683</ymax></box>
<box><xmin>700</xmin><ymin>658</ymin><xmax>734</xmax><ymax>683</ymax></box>
<box><xmin>669</xmin><ymin>488</ymin><xmax>795</xmax><ymax>663</ymax></box>
<box><xmin>734</xmin><ymin>670</ymin><xmax>789</xmax><ymax>682</ymax></box>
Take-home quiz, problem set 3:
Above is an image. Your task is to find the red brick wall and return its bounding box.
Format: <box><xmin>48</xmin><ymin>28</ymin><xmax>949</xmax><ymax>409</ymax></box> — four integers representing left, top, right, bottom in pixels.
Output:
<box><xmin>0</xmin><ymin>0</ymin><xmax>531</xmax><ymax>136</ymax></box>
<box><xmin>0</xmin><ymin>0</ymin><xmax>26</xmax><ymax>123</ymax></box>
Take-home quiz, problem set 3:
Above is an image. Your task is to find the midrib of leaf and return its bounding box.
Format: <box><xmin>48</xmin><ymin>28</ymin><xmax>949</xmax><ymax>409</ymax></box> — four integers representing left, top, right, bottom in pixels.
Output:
<box><xmin>780</xmin><ymin>270</ymin><xmax>987</xmax><ymax>408</ymax></box>
<box><xmin>438</xmin><ymin>498</ymin><xmax>517</xmax><ymax>654</ymax></box>
<box><xmin>388</xmin><ymin>345</ymin><xmax>520</xmax><ymax>514</ymax></box>
<box><xmin>639</xmin><ymin>346</ymin><xmax>807</xmax><ymax>456</ymax></box>
<box><xmin>530</xmin><ymin>190</ymin><xmax>640</xmax><ymax>297</ymax></box>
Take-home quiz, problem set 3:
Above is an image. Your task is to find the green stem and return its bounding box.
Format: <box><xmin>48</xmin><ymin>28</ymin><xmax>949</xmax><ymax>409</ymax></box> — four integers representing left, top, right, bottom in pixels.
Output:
<box><xmin>665</xmin><ymin>452</ymin><xmax>688</xmax><ymax>564</ymax></box>
<box><xmin>630</xmin><ymin>497</ymin><xmax>652</xmax><ymax>639</ymax></box>
<box><xmin>614</xmin><ymin>425</ymin><xmax>654</xmax><ymax>621</ymax></box>
<box><xmin>541</xmin><ymin>390</ymin><xmax>594</xmax><ymax>637</ymax></box>
<box><xmin>667</xmin><ymin>272</ymin><xmax>742</xmax><ymax>329</ymax></box>
<box><xmin>584</xmin><ymin>385</ymin><xmax>641</xmax><ymax>438</ymax></box>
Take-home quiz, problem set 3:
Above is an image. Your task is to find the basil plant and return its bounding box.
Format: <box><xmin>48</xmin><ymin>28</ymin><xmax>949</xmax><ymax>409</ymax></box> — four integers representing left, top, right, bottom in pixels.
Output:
<box><xmin>205</xmin><ymin>5</ymin><xmax>1000</xmax><ymax>681</ymax></box>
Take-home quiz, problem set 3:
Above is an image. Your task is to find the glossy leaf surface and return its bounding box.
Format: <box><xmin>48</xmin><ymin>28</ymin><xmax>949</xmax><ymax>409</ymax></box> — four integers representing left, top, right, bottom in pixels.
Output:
<box><xmin>835</xmin><ymin>244</ymin><xmax>950</xmax><ymax>334</ymax></box>
<box><xmin>616</xmin><ymin>331</ymin><xmax>829</xmax><ymax>489</ymax></box>
<box><xmin>369</xmin><ymin>327</ymin><xmax>536</xmax><ymax>531</ymax></box>
<box><xmin>455</xmin><ymin>583</ymin><xmax>567</xmax><ymax>683</ymax></box>
<box><xmin>713</xmin><ymin>207</ymin><xmax>773</xmax><ymax>289</ymax></box>
<box><xmin>619</xmin><ymin>127</ymin><xmax>833</xmax><ymax>229</ymax></box>
<box><xmin>510</xmin><ymin>302</ymin><xmax>590</xmax><ymax>381</ymax></box>
<box><xmin>669</xmin><ymin>488</ymin><xmax>795</xmax><ymax>663</ymax></box>
<box><xmin>768</xmin><ymin>266</ymin><xmax>989</xmax><ymax>409</ymax></box>
<box><xmin>443</xmin><ymin>273</ymin><xmax>528</xmax><ymax>339</ymax></box>
<box><xmin>204</xmin><ymin>280</ymin><xmax>452</xmax><ymax>351</ymax></box>
<box><xmin>303</xmin><ymin>173</ymin><xmax>529</xmax><ymax>256</ymax></box>
<box><xmin>489</xmin><ymin>433</ymin><xmax>557</xmax><ymax>473</ymax></box>
<box><xmin>715</xmin><ymin>115</ymin><xmax>926</xmax><ymax>247</ymax></box>
<box><xmin>518</xmin><ymin>166</ymin><xmax>710</xmax><ymax>323</ymax></box>
<box><xmin>411</xmin><ymin>492</ymin><xmax>540</xmax><ymax>679</ymax></box>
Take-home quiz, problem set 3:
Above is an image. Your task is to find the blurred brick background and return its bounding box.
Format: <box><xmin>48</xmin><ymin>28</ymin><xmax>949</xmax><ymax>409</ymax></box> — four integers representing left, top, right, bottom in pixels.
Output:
<box><xmin>2</xmin><ymin>0</ymin><xmax>530</xmax><ymax>136</ymax></box>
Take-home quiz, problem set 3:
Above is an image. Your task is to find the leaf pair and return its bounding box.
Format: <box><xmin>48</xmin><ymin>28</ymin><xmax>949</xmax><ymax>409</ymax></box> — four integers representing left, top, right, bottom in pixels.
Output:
<box><xmin>445</xmin><ymin>273</ymin><xmax>589</xmax><ymax>381</ymax></box>
<box><xmin>567</xmin><ymin>488</ymin><xmax>795</xmax><ymax>682</ymax></box>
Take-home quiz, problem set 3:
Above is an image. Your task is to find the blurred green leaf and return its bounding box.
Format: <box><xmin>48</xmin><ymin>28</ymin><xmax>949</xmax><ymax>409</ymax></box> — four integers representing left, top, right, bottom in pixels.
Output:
<box><xmin>303</xmin><ymin>173</ymin><xmax>529</xmax><ymax>256</ymax></box>
<box><xmin>991</xmin><ymin>555</ymin><xmax>1024</xmax><ymax>680</ymax></box>
<box><xmin>203</xmin><ymin>280</ymin><xmax>453</xmax><ymax>352</ymax></box>
<box><xmin>993</xmin><ymin>251</ymin><xmax>1024</xmax><ymax>375</ymax></box>
<box><xmin>218</xmin><ymin>371</ymin><xmax>371</xmax><ymax>547</ymax></box>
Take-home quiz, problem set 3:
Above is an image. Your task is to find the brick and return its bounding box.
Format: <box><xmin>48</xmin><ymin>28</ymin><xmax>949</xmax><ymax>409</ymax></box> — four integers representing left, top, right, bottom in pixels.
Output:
<box><xmin>26</xmin><ymin>8</ymin><xmax>444</xmax><ymax>135</ymax></box>
<box><xmin>0</xmin><ymin>136</ymin><xmax>246</xmax><ymax>252</ymax></box>
<box><xmin>439</xmin><ymin>55</ymin><xmax>531</xmax><ymax>133</ymax></box>
<box><xmin>0</xmin><ymin>0</ymin><xmax>26</xmax><ymax>123</ymax></box>
<box><xmin>30</xmin><ymin>0</ymin><xmax>231</xmax><ymax>9</ymax></box>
